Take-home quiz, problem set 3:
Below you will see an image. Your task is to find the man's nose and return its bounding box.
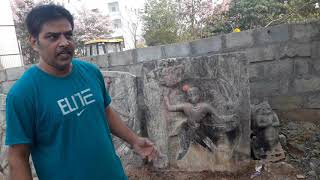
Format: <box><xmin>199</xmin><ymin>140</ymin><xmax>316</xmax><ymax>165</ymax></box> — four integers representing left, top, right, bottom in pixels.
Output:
<box><xmin>58</xmin><ymin>34</ymin><xmax>70</xmax><ymax>47</ymax></box>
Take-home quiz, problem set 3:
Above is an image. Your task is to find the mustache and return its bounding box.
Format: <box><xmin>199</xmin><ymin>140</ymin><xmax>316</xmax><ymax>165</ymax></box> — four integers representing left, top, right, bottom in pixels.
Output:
<box><xmin>57</xmin><ymin>48</ymin><xmax>74</xmax><ymax>55</ymax></box>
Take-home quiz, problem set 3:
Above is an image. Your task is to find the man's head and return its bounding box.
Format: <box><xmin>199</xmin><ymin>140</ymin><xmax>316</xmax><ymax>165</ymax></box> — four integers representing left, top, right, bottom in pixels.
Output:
<box><xmin>26</xmin><ymin>4</ymin><xmax>75</xmax><ymax>72</ymax></box>
<box><xmin>187</xmin><ymin>87</ymin><xmax>201</xmax><ymax>104</ymax></box>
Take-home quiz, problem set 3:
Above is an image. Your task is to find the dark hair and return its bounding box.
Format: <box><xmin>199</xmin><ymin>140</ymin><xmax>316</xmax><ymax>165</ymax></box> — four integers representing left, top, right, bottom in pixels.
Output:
<box><xmin>25</xmin><ymin>4</ymin><xmax>74</xmax><ymax>38</ymax></box>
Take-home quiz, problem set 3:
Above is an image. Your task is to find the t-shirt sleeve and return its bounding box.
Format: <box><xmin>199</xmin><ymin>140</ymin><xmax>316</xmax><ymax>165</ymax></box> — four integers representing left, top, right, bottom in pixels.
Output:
<box><xmin>5</xmin><ymin>93</ymin><xmax>35</xmax><ymax>146</ymax></box>
<box><xmin>95</xmin><ymin>68</ymin><xmax>112</xmax><ymax>108</ymax></box>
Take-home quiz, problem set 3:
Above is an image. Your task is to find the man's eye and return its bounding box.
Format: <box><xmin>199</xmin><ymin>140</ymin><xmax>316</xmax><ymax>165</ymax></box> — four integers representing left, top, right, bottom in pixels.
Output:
<box><xmin>47</xmin><ymin>35</ymin><xmax>58</xmax><ymax>40</ymax></box>
<box><xmin>65</xmin><ymin>34</ymin><xmax>73</xmax><ymax>40</ymax></box>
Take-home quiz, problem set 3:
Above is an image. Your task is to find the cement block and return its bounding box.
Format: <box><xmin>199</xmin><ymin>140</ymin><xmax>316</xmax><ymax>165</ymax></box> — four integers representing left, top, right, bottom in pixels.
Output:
<box><xmin>136</xmin><ymin>46</ymin><xmax>162</xmax><ymax>62</ymax></box>
<box><xmin>109</xmin><ymin>50</ymin><xmax>134</xmax><ymax>66</ymax></box>
<box><xmin>6</xmin><ymin>67</ymin><xmax>24</xmax><ymax>81</ymax></box>
<box><xmin>247</xmin><ymin>44</ymin><xmax>279</xmax><ymax>63</ymax></box>
<box><xmin>225</xmin><ymin>30</ymin><xmax>254</xmax><ymax>49</ymax></box>
<box><xmin>261</xmin><ymin>59</ymin><xmax>293</xmax><ymax>80</ymax></box>
<box><xmin>279</xmin><ymin>43</ymin><xmax>312</xmax><ymax>58</ymax></box>
<box><xmin>255</xmin><ymin>24</ymin><xmax>289</xmax><ymax>45</ymax></box>
<box><xmin>294</xmin><ymin>58</ymin><xmax>310</xmax><ymax>79</ymax></box>
<box><xmin>305</xmin><ymin>92</ymin><xmax>320</xmax><ymax>108</ymax></box>
<box><xmin>250</xmin><ymin>80</ymin><xmax>280</xmax><ymax>97</ymax></box>
<box><xmin>163</xmin><ymin>42</ymin><xmax>191</xmax><ymax>58</ymax></box>
<box><xmin>312</xmin><ymin>41</ymin><xmax>320</xmax><ymax>58</ymax></box>
<box><xmin>1</xmin><ymin>81</ymin><xmax>15</xmax><ymax>94</ymax></box>
<box><xmin>0</xmin><ymin>94</ymin><xmax>5</xmax><ymax>111</ymax></box>
<box><xmin>95</xmin><ymin>55</ymin><xmax>109</xmax><ymax>68</ymax></box>
<box><xmin>249</xmin><ymin>63</ymin><xmax>264</xmax><ymax>81</ymax></box>
<box><xmin>0</xmin><ymin>110</ymin><xmax>5</xmax><ymax>124</ymax></box>
<box><xmin>0</xmin><ymin>71</ymin><xmax>6</xmax><ymax>83</ymax></box>
<box><xmin>292</xmin><ymin>22</ymin><xmax>320</xmax><ymax>40</ymax></box>
<box><xmin>190</xmin><ymin>36</ymin><xmax>222</xmax><ymax>56</ymax></box>
<box><xmin>293</xmin><ymin>76</ymin><xmax>320</xmax><ymax>93</ymax></box>
<box><xmin>127</xmin><ymin>64</ymin><xmax>143</xmax><ymax>77</ymax></box>
<box><xmin>270</xmin><ymin>95</ymin><xmax>303</xmax><ymax>110</ymax></box>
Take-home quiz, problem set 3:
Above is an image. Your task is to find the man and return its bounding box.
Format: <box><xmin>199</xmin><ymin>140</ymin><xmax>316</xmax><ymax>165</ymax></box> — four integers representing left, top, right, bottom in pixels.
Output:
<box><xmin>5</xmin><ymin>4</ymin><xmax>158</xmax><ymax>180</ymax></box>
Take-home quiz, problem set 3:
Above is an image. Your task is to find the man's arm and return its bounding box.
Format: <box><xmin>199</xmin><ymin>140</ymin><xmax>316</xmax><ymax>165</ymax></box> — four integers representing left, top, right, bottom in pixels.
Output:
<box><xmin>8</xmin><ymin>144</ymin><xmax>33</xmax><ymax>180</ymax></box>
<box><xmin>105</xmin><ymin>106</ymin><xmax>158</xmax><ymax>161</ymax></box>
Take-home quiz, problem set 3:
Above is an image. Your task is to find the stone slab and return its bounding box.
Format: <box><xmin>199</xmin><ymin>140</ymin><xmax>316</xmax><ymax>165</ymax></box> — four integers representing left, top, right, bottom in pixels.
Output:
<box><xmin>5</xmin><ymin>67</ymin><xmax>24</xmax><ymax>81</ymax></box>
<box><xmin>293</xmin><ymin>76</ymin><xmax>320</xmax><ymax>93</ymax></box>
<box><xmin>136</xmin><ymin>46</ymin><xmax>162</xmax><ymax>62</ymax></box>
<box><xmin>142</xmin><ymin>53</ymin><xmax>250</xmax><ymax>171</ymax></box>
<box><xmin>109</xmin><ymin>50</ymin><xmax>135</xmax><ymax>66</ymax></box>
<box><xmin>190</xmin><ymin>36</ymin><xmax>222</xmax><ymax>56</ymax></box>
<box><xmin>0</xmin><ymin>71</ymin><xmax>5</xmax><ymax>83</ymax></box>
<box><xmin>246</xmin><ymin>44</ymin><xmax>279</xmax><ymax>63</ymax></box>
<box><xmin>225</xmin><ymin>30</ymin><xmax>254</xmax><ymax>49</ymax></box>
<box><xmin>163</xmin><ymin>42</ymin><xmax>191</xmax><ymax>58</ymax></box>
<box><xmin>255</xmin><ymin>24</ymin><xmax>289</xmax><ymax>45</ymax></box>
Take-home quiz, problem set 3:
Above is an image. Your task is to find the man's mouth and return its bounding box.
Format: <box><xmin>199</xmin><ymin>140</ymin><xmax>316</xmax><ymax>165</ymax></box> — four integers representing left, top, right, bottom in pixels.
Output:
<box><xmin>57</xmin><ymin>49</ymin><xmax>74</xmax><ymax>58</ymax></box>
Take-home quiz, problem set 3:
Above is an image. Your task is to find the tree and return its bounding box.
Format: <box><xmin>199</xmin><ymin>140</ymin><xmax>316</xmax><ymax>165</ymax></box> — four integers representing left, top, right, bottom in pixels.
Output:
<box><xmin>11</xmin><ymin>0</ymin><xmax>52</xmax><ymax>65</ymax></box>
<box><xmin>142</xmin><ymin>0</ymin><xmax>180</xmax><ymax>46</ymax></box>
<box><xmin>11</xmin><ymin>0</ymin><xmax>112</xmax><ymax>65</ymax></box>
<box><xmin>73</xmin><ymin>8</ymin><xmax>112</xmax><ymax>46</ymax></box>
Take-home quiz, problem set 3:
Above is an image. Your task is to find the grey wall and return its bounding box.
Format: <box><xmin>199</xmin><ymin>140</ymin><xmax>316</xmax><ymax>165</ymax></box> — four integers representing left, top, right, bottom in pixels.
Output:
<box><xmin>81</xmin><ymin>22</ymin><xmax>320</xmax><ymax>120</ymax></box>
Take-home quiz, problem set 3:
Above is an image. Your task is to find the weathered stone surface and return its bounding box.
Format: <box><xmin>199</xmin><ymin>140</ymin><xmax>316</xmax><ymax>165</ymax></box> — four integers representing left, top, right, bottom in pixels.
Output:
<box><xmin>109</xmin><ymin>50</ymin><xmax>135</xmax><ymax>66</ymax></box>
<box><xmin>293</xmin><ymin>76</ymin><xmax>320</xmax><ymax>93</ymax></box>
<box><xmin>291</xmin><ymin>22</ymin><xmax>320</xmax><ymax>40</ymax></box>
<box><xmin>101</xmin><ymin>71</ymin><xmax>142</xmax><ymax>167</ymax></box>
<box><xmin>0</xmin><ymin>71</ymin><xmax>5</xmax><ymax>83</ymax></box>
<box><xmin>250</xmin><ymin>80</ymin><xmax>279</xmax><ymax>98</ymax></box>
<box><xmin>279</xmin><ymin>43</ymin><xmax>312</xmax><ymax>58</ymax></box>
<box><xmin>5</xmin><ymin>66</ymin><xmax>25</xmax><ymax>81</ymax></box>
<box><xmin>163</xmin><ymin>42</ymin><xmax>191</xmax><ymax>58</ymax></box>
<box><xmin>255</xmin><ymin>24</ymin><xmax>289</xmax><ymax>45</ymax></box>
<box><xmin>294</xmin><ymin>58</ymin><xmax>311</xmax><ymax>79</ymax></box>
<box><xmin>251</xmin><ymin>101</ymin><xmax>285</xmax><ymax>162</ymax></box>
<box><xmin>304</xmin><ymin>93</ymin><xmax>320</xmax><ymax>109</ymax></box>
<box><xmin>190</xmin><ymin>36</ymin><xmax>222</xmax><ymax>56</ymax></box>
<box><xmin>270</xmin><ymin>95</ymin><xmax>303</xmax><ymax>110</ymax></box>
<box><xmin>0</xmin><ymin>95</ymin><xmax>5</xmax><ymax>111</ymax></box>
<box><xmin>136</xmin><ymin>46</ymin><xmax>162</xmax><ymax>62</ymax></box>
<box><xmin>246</xmin><ymin>44</ymin><xmax>279</xmax><ymax>63</ymax></box>
<box><xmin>226</xmin><ymin>30</ymin><xmax>254</xmax><ymax>49</ymax></box>
<box><xmin>142</xmin><ymin>53</ymin><xmax>250</xmax><ymax>171</ymax></box>
<box><xmin>1</xmin><ymin>81</ymin><xmax>15</xmax><ymax>94</ymax></box>
<box><xmin>95</xmin><ymin>54</ymin><xmax>109</xmax><ymax>68</ymax></box>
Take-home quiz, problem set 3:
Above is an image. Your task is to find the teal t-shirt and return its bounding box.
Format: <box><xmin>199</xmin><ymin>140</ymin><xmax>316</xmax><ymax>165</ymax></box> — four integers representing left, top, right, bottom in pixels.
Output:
<box><xmin>5</xmin><ymin>59</ymin><xmax>127</xmax><ymax>180</ymax></box>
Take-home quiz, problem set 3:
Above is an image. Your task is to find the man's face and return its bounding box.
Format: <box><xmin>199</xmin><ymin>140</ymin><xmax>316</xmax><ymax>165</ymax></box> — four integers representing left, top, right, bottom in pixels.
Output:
<box><xmin>188</xmin><ymin>88</ymin><xmax>200</xmax><ymax>104</ymax></box>
<box><xmin>31</xmin><ymin>18</ymin><xmax>75</xmax><ymax>71</ymax></box>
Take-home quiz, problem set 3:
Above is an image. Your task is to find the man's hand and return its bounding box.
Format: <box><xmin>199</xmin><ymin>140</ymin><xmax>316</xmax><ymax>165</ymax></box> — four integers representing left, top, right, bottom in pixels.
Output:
<box><xmin>132</xmin><ymin>137</ymin><xmax>159</xmax><ymax>162</ymax></box>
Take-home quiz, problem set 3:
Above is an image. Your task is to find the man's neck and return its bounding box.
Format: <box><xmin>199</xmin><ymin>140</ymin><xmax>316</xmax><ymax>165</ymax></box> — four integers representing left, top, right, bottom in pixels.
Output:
<box><xmin>38</xmin><ymin>61</ymin><xmax>72</xmax><ymax>77</ymax></box>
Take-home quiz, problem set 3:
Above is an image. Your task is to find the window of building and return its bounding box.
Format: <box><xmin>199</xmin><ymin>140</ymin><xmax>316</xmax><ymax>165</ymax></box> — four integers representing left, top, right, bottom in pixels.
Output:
<box><xmin>113</xmin><ymin>19</ymin><xmax>122</xmax><ymax>29</ymax></box>
<box><xmin>108</xmin><ymin>2</ymin><xmax>119</xmax><ymax>12</ymax></box>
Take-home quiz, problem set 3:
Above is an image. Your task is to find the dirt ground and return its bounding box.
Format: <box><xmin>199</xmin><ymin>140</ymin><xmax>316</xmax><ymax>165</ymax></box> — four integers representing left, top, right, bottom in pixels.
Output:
<box><xmin>126</xmin><ymin>161</ymin><xmax>304</xmax><ymax>180</ymax></box>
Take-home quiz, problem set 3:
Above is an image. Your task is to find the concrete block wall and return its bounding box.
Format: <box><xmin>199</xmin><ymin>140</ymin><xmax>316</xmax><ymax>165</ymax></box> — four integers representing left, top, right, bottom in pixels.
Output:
<box><xmin>81</xmin><ymin>21</ymin><xmax>320</xmax><ymax>114</ymax></box>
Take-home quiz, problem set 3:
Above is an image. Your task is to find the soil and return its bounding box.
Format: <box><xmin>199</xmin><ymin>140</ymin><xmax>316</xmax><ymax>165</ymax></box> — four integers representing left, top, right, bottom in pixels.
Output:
<box><xmin>126</xmin><ymin>161</ymin><xmax>303</xmax><ymax>180</ymax></box>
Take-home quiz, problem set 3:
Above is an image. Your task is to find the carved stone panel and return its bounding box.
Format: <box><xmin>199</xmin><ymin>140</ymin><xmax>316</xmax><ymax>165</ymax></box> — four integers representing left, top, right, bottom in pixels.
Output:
<box><xmin>142</xmin><ymin>53</ymin><xmax>251</xmax><ymax>172</ymax></box>
<box><xmin>101</xmin><ymin>71</ymin><xmax>142</xmax><ymax>167</ymax></box>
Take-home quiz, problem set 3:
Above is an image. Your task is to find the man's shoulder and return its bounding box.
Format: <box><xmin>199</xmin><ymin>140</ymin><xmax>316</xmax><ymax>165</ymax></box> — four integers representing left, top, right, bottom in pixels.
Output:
<box><xmin>6</xmin><ymin>66</ymin><xmax>38</xmax><ymax>100</ymax></box>
<box><xmin>73</xmin><ymin>58</ymin><xmax>99</xmax><ymax>71</ymax></box>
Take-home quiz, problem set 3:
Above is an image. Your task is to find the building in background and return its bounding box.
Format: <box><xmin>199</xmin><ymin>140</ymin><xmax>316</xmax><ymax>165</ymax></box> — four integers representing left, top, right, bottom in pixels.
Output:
<box><xmin>0</xmin><ymin>0</ymin><xmax>23</xmax><ymax>69</ymax></box>
<box><xmin>58</xmin><ymin>0</ymin><xmax>145</xmax><ymax>50</ymax></box>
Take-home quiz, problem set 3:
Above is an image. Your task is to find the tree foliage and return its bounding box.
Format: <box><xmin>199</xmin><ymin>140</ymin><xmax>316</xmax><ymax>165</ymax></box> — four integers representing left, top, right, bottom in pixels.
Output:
<box><xmin>11</xmin><ymin>0</ymin><xmax>112</xmax><ymax>65</ymax></box>
<box><xmin>142</xmin><ymin>0</ymin><xmax>320</xmax><ymax>46</ymax></box>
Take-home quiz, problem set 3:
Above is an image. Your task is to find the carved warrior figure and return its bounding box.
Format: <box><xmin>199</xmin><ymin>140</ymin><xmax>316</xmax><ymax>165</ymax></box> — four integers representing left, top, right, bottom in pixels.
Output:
<box><xmin>164</xmin><ymin>85</ymin><xmax>238</xmax><ymax>160</ymax></box>
<box><xmin>251</xmin><ymin>101</ymin><xmax>285</xmax><ymax>162</ymax></box>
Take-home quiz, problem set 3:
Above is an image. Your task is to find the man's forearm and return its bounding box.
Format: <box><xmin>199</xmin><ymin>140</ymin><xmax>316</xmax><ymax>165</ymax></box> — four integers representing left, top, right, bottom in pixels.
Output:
<box><xmin>9</xmin><ymin>156</ymin><xmax>33</xmax><ymax>180</ymax></box>
<box><xmin>105</xmin><ymin>106</ymin><xmax>139</xmax><ymax>146</ymax></box>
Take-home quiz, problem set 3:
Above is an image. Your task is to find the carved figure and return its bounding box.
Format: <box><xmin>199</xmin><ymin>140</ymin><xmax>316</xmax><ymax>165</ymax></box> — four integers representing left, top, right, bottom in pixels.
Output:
<box><xmin>251</xmin><ymin>101</ymin><xmax>285</xmax><ymax>162</ymax></box>
<box><xmin>165</xmin><ymin>85</ymin><xmax>238</xmax><ymax>160</ymax></box>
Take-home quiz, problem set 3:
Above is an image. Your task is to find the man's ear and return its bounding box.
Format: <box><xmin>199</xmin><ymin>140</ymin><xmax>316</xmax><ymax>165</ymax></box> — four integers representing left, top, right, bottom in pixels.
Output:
<box><xmin>29</xmin><ymin>35</ymin><xmax>39</xmax><ymax>52</ymax></box>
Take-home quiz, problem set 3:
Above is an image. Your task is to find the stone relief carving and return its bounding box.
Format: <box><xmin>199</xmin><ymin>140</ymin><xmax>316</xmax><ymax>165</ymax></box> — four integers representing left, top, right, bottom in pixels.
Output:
<box><xmin>164</xmin><ymin>84</ymin><xmax>240</xmax><ymax>162</ymax></box>
<box><xmin>251</xmin><ymin>101</ymin><xmax>285</xmax><ymax>162</ymax></box>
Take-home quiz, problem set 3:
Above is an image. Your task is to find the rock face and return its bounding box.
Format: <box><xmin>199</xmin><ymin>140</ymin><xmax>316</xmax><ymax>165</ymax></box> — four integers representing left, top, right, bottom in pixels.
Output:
<box><xmin>0</xmin><ymin>94</ymin><xmax>7</xmax><ymax>176</ymax></box>
<box><xmin>101</xmin><ymin>71</ymin><xmax>142</xmax><ymax>168</ymax></box>
<box><xmin>141</xmin><ymin>53</ymin><xmax>251</xmax><ymax>172</ymax></box>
